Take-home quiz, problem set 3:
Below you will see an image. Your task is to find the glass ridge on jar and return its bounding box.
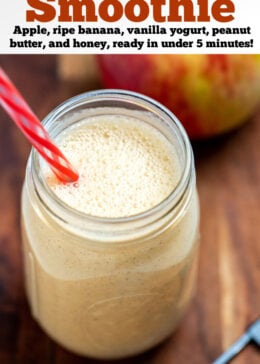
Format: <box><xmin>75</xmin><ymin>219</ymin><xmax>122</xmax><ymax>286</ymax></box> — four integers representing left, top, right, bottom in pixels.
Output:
<box><xmin>21</xmin><ymin>90</ymin><xmax>200</xmax><ymax>360</ymax></box>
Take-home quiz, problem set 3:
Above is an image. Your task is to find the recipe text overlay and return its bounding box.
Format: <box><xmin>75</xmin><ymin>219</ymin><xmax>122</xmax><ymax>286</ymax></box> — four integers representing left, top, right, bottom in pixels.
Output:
<box><xmin>10</xmin><ymin>24</ymin><xmax>253</xmax><ymax>51</ymax></box>
<box><xmin>26</xmin><ymin>0</ymin><xmax>235</xmax><ymax>23</ymax></box>
<box><xmin>0</xmin><ymin>0</ymin><xmax>259</xmax><ymax>53</ymax></box>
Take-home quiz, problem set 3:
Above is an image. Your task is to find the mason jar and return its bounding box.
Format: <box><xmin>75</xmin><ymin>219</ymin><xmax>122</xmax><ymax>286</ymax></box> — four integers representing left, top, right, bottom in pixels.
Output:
<box><xmin>21</xmin><ymin>90</ymin><xmax>200</xmax><ymax>360</ymax></box>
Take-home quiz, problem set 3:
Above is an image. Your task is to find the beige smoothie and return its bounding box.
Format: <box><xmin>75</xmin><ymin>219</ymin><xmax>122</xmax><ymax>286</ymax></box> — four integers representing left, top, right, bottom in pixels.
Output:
<box><xmin>21</xmin><ymin>106</ymin><xmax>199</xmax><ymax>359</ymax></box>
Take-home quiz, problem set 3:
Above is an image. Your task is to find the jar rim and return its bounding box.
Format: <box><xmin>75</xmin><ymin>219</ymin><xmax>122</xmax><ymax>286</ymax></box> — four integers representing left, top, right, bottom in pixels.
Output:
<box><xmin>29</xmin><ymin>89</ymin><xmax>194</xmax><ymax>239</ymax></box>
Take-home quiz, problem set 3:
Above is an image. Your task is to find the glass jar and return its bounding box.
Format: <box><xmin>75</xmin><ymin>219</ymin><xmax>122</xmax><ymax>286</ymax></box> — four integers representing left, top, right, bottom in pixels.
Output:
<box><xmin>21</xmin><ymin>90</ymin><xmax>200</xmax><ymax>360</ymax></box>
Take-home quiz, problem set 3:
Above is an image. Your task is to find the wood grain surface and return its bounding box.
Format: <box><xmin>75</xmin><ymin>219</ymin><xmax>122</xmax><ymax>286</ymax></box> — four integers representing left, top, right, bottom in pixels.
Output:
<box><xmin>0</xmin><ymin>55</ymin><xmax>259</xmax><ymax>364</ymax></box>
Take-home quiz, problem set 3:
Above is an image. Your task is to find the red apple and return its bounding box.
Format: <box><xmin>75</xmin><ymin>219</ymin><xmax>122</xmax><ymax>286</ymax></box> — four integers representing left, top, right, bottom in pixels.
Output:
<box><xmin>97</xmin><ymin>55</ymin><xmax>260</xmax><ymax>139</ymax></box>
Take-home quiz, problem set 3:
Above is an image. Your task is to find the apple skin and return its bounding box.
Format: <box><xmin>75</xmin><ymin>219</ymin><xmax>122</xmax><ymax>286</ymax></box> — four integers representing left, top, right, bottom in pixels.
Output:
<box><xmin>97</xmin><ymin>55</ymin><xmax>260</xmax><ymax>139</ymax></box>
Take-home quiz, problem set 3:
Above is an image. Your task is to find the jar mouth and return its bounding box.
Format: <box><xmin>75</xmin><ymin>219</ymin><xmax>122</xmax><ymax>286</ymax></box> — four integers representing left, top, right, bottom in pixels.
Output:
<box><xmin>30</xmin><ymin>89</ymin><xmax>194</xmax><ymax>238</ymax></box>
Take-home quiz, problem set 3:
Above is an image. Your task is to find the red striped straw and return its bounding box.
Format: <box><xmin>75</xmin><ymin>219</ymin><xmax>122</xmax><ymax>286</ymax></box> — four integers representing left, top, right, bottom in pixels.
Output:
<box><xmin>0</xmin><ymin>67</ymin><xmax>78</xmax><ymax>183</ymax></box>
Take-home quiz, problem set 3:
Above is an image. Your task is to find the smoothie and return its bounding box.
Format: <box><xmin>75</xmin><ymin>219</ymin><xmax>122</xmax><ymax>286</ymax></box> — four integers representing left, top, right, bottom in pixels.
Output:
<box><xmin>21</xmin><ymin>95</ymin><xmax>199</xmax><ymax>359</ymax></box>
<box><xmin>46</xmin><ymin>115</ymin><xmax>181</xmax><ymax>217</ymax></box>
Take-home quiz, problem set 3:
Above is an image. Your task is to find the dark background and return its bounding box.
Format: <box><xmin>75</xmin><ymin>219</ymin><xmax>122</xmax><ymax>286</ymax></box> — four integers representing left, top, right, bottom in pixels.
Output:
<box><xmin>0</xmin><ymin>55</ymin><xmax>259</xmax><ymax>364</ymax></box>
